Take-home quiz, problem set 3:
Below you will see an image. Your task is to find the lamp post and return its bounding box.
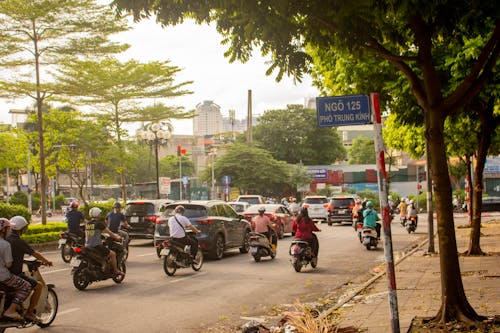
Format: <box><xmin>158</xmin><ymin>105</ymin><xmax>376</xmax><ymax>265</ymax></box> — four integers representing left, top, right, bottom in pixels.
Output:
<box><xmin>138</xmin><ymin>123</ymin><xmax>171</xmax><ymax>199</ymax></box>
<box><xmin>208</xmin><ymin>148</ymin><xmax>217</xmax><ymax>199</ymax></box>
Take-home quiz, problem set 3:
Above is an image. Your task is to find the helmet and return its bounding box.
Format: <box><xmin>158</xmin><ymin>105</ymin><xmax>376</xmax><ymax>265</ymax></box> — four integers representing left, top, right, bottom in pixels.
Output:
<box><xmin>70</xmin><ymin>201</ymin><xmax>79</xmax><ymax>209</ymax></box>
<box><xmin>174</xmin><ymin>205</ymin><xmax>185</xmax><ymax>214</ymax></box>
<box><xmin>258</xmin><ymin>206</ymin><xmax>266</xmax><ymax>212</ymax></box>
<box><xmin>10</xmin><ymin>216</ymin><xmax>28</xmax><ymax>231</ymax></box>
<box><xmin>89</xmin><ymin>207</ymin><xmax>102</xmax><ymax>218</ymax></box>
<box><xmin>0</xmin><ymin>218</ymin><xmax>12</xmax><ymax>232</ymax></box>
<box><xmin>366</xmin><ymin>201</ymin><xmax>374</xmax><ymax>208</ymax></box>
<box><xmin>409</xmin><ymin>199</ymin><xmax>414</xmax><ymax>204</ymax></box>
<box><xmin>113</xmin><ymin>202</ymin><xmax>122</xmax><ymax>209</ymax></box>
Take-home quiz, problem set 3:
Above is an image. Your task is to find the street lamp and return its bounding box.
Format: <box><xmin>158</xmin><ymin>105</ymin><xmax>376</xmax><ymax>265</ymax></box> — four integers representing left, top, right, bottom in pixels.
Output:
<box><xmin>138</xmin><ymin>123</ymin><xmax>171</xmax><ymax>199</ymax></box>
<box><xmin>208</xmin><ymin>148</ymin><xmax>217</xmax><ymax>199</ymax></box>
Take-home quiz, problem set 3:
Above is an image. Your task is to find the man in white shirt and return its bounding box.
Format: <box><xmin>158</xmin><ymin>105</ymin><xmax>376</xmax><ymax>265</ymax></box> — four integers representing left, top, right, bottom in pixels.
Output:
<box><xmin>168</xmin><ymin>205</ymin><xmax>201</xmax><ymax>258</ymax></box>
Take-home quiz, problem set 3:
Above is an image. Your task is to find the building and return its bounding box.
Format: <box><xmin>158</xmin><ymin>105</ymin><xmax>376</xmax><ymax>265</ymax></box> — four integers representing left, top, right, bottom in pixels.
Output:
<box><xmin>193</xmin><ymin>100</ymin><xmax>223</xmax><ymax>136</ymax></box>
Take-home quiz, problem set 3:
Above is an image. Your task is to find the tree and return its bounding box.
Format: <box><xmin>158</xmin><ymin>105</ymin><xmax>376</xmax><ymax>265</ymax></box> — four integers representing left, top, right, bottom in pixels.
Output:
<box><xmin>0</xmin><ymin>0</ymin><xmax>128</xmax><ymax>223</ymax></box>
<box><xmin>54</xmin><ymin>57</ymin><xmax>194</xmax><ymax>201</ymax></box>
<box><xmin>348</xmin><ymin>137</ymin><xmax>376</xmax><ymax>164</ymax></box>
<box><xmin>113</xmin><ymin>0</ymin><xmax>500</xmax><ymax>326</ymax></box>
<box><xmin>253</xmin><ymin>105</ymin><xmax>346</xmax><ymax>164</ymax></box>
<box><xmin>159</xmin><ymin>155</ymin><xmax>194</xmax><ymax>179</ymax></box>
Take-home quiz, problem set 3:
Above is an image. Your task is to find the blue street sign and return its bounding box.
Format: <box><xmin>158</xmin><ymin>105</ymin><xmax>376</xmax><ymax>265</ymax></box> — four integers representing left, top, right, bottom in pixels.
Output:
<box><xmin>221</xmin><ymin>175</ymin><xmax>231</xmax><ymax>185</ymax></box>
<box><xmin>306</xmin><ymin>168</ymin><xmax>328</xmax><ymax>179</ymax></box>
<box><xmin>316</xmin><ymin>94</ymin><xmax>371</xmax><ymax>127</ymax></box>
<box><xmin>182</xmin><ymin>176</ymin><xmax>189</xmax><ymax>185</ymax></box>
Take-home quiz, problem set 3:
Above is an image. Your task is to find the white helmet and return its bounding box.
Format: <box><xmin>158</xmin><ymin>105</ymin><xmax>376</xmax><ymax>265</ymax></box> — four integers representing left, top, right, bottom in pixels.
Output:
<box><xmin>10</xmin><ymin>216</ymin><xmax>28</xmax><ymax>231</ymax></box>
<box><xmin>89</xmin><ymin>207</ymin><xmax>102</xmax><ymax>218</ymax></box>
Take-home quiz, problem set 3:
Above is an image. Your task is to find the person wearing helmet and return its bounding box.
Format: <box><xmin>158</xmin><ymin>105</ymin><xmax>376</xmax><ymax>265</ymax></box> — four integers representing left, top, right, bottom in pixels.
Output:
<box><xmin>408</xmin><ymin>199</ymin><xmax>418</xmax><ymax>227</ymax></box>
<box><xmin>292</xmin><ymin>207</ymin><xmax>321</xmax><ymax>257</ymax></box>
<box><xmin>0</xmin><ymin>218</ymin><xmax>32</xmax><ymax>321</ymax></box>
<box><xmin>288</xmin><ymin>198</ymin><xmax>300</xmax><ymax>216</ymax></box>
<box><xmin>7</xmin><ymin>216</ymin><xmax>52</xmax><ymax>321</ymax></box>
<box><xmin>106</xmin><ymin>202</ymin><xmax>130</xmax><ymax>235</ymax></box>
<box><xmin>168</xmin><ymin>205</ymin><xmax>201</xmax><ymax>259</ymax></box>
<box><xmin>251</xmin><ymin>206</ymin><xmax>276</xmax><ymax>248</ymax></box>
<box><xmin>85</xmin><ymin>207</ymin><xmax>124</xmax><ymax>277</ymax></box>
<box><xmin>65</xmin><ymin>201</ymin><xmax>85</xmax><ymax>238</ymax></box>
<box><xmin>397</xmin><ymin>198</ymin><xmax>408</xmax><ymax>225</ymax></box>
<box><xmin>351</xmin><ymin>199</ymin><xmax>363</xmax><ymax>230</ymax></box>
<box><xmin>363</xmin><ymin>201</ymin><xmax>381</xmax><ymax>239</ymax></box>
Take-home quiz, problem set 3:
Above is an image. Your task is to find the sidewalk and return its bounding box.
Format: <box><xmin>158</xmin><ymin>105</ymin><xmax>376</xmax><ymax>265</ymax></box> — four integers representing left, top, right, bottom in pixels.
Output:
<box><xmin>336</xmin><ymin>220</ymin><xmax>500</xmax><ymax>332</ymax></box>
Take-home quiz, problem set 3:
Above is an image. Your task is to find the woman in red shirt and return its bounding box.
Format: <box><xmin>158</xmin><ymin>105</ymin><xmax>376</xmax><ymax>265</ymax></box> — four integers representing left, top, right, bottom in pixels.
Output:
<box><xmin>292</xmin><ymin>207</ymin><xmax>321</xmax><ymax>257</ymax></box>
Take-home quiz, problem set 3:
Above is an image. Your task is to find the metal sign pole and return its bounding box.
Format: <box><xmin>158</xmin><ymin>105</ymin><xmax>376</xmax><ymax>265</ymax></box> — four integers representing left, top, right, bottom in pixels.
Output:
<box><xmin>371</xmin><ymin>93</ymin><xmax>400</xmax><ymax>333</ymax></box>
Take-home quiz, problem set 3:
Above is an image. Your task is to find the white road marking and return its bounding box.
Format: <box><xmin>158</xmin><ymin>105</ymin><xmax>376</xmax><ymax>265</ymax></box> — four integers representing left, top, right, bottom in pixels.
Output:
<box><xmin>57</xmin><ymin>308</ymin><xmax>80</xmax><ymax>316</ymax></box>
<box><xmin>43</xmin><ymin>268</ymin><xmax>71</xmax><ymax>274</ymax></box>
<box><xmin>137</xmin><ymin>253</ymin><xmax>155</xmax><ymax>257</ymax></box>
<box><xmin>167</xmin><ymin>272</ymin><xmax>206</xmax><ymax>283</ymax></box>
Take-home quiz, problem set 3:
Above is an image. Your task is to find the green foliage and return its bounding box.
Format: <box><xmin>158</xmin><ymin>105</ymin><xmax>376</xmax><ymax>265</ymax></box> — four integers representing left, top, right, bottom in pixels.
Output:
<box><xmin>8</xmin><ymin>191</ymin><xmax>28</xmax><ymax>207</ymax></box>
<box><xmin>22</xmin><ymin>232</ymin><xmax>61</xmax><ymax>244</ymax></box>
<box><xmin>159</xmin><ymin>155</ymin><xmax>194</xmax><ymax>179</ymax></box>
<box><xmin>356</xmin><ymin>190</ymin><xmax>379</xmax><ymax>208</ymax></box>
<box><xmin>24</xmin><ymin>222</ymin><xmax>67</xmax><ymax>236</ymax></box>
<box><xmin>253</xmin><ymin>105</ymin><xmax>346</xmax><ymax>164</ymax></box>
<box><xmin>0</xmin><ymin>203</ymin><xmax>31</xmax><ymax>222</ymax></box>
<box><xmin>348</xmin><ymin>137</ymin><xmax>376</xmax><ymax>164</ymax></box>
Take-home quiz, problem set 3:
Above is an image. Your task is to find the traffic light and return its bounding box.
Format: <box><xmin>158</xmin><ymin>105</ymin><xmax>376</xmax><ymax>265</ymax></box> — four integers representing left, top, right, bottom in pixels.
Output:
<box><xmin>177</xmin><ymin>145</ymin><xmax>181</xmax><ymax>156</ymax></box>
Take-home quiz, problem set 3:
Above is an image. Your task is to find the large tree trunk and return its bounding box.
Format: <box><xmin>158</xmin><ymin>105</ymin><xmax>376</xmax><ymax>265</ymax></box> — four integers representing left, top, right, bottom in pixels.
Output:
<box><xmin>428</xmin><ymin>109</ymin><xmax>483</xmax><ymax>324</ymax></box>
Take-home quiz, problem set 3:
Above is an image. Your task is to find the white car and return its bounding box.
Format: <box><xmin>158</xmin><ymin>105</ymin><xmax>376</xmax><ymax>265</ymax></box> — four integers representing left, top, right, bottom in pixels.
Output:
<box><xmin>228</xmin><ymin>202</ymin><xmax>251</xmax><ymax>213</ymax></box>
<box><xmin>301</xmin><ymin>195</ymin><xmax>329</xmax><ymax>222</ymax></box>
<box><xmin>236</xmin><ymin>195</ymin><xmax>265</xmax><ymax>206</ymax></box>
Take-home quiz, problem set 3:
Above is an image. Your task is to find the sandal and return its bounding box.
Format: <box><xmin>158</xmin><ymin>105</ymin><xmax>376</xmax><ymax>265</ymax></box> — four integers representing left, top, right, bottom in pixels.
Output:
<box><xmin>3</xmin><ymin>312</ymin><xmax>23</xmax><ymax>321</ymax></box>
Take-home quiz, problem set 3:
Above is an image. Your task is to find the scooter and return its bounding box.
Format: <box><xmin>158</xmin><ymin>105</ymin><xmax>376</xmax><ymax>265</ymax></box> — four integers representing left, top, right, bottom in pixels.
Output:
<box><xmin>58</xmin><ymin>231</ymin><xmax>84</xmax><ymax>263</ymax></box>
<box><xmin>161</xmin><ymin>230</ymin><xmax>203</xmax><ymax>276</ymax></box>
<box><xmin>249</xmin><ymin>231</ymin><xmax>277</xmax><ymax>262</ymax></box>
<box><xmin>355</xmin><ymin>220</ymin><xmax>363</xmax><ymax>243</ymax></box>
<box><xmin>0</xmin><ymin>259</ymin><xmax>58</xmax><ymax>331</ymax></box>
<box><xmin>400</xmin><ymin>215</ymin><xmax>407</xmax><ymax>226</ymax></box>
<box><xmin>362</xmin><ymin>226</ymin><xmax>378</xmax><ymax>250</ymax></box>
<box><xmin>405</xmin><ymin>216</ymin><xmax>417</xmax><ymax>233</ymax></box>
<box><xmin>289</xmin><ymin>239</ymin><xmax>317</xmax><ymax>272</ymax></box>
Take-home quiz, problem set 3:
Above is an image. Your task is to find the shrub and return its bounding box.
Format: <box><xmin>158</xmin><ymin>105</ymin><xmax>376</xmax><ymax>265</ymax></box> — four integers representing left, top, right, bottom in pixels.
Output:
<box><xmin>9</xmin><ymin>191</ymin><xmax>28</xmax><ymax>207</ymax></box>
<box><xmin>0</xmin><ymin>203</ymin><xmax>31</xmax><ymax>222</ymax></box>
<box><xmin>24</xmin><ymin>222</ymin><xmax>67</xmax><ymax>235</ymax></box>
<box><xmin>22</xmin><ymin>231</ymin><xmax>61</xmax><ymax>244</ymax></box>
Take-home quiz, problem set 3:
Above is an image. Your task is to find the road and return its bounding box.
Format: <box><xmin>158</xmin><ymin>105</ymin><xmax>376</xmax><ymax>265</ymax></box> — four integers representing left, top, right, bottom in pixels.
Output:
<box><xmin>22</xmin><ymin>215</ymin><xmax>435</xmax><ymax>332</ymax></box>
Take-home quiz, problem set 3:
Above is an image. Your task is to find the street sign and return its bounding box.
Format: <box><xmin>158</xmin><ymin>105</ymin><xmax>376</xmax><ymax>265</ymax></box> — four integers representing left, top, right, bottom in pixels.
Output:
<box><xmin>182</xmin><ymin>176</ymin><xmax>189</xmax><ymax>185</ymax></box>
<box><xmin>221</xmin><ymin>175</ymin><xmax>231</xmax><ymax>185</ymax></box>
<box><xmin>306</xmin><ymin>168</ymin><xmax>328</xmax><ymax>179</ymax></box>
<box><xmin>159</xmin><ymin>177</ymin><xmax>171</xmax><ymax>195</ymax></box>
<box><xmin>316</xmin><ymin>94</ymin><xmax>371</xmax><ymax>127</ymax></box>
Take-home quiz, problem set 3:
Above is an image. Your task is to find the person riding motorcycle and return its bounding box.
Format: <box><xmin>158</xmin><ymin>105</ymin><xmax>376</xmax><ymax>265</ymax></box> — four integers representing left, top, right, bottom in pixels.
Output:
<box><xmin>408</xmin><ymin>199</ymin><xmax>418</xmax><ymax>227</ymax></box>
<box><xmin>288</xmin><ymin>198</ymin><xmax>300</xmax><ymax>216</ymax></box>
<box><xmin>168</xmin><ymin>205</ymin><xmax>201</xmax><ymax>259</ymax></box>
<box><xmin>251</xmin><ymin>206</ymin><xmax>276</xmax><ymax>248</ymax></box>
<box><xmin>292</xmin><ymin>207</ymin><xmax>321</xmax><ymax>257</ymax></box>
<box><xmin>397</xmin><ymin>198</ymin><xmax>408</xmax><ymax>224</ymax></box>
<box><xmin>0</xmin><ymin>218</ymin><xmax>32</xmax><ymax>321</ymax></box>
<box><xmin>85</xmin><ymin>207</ymin><xmax>124</xmax><ymax>277</ymax></box>
<box><xmin>65</xmin><ymin>201</ymin><xmax>85</xmax><ymax>238</ymax></box>
<box><xmin>7</xmin><ymin>216</ymin><xmax>53</xmax><ymax>321</ymax></box>
<box><xmin>106</xmin><ymin>202</ymin><xmax>130</xmax><ymax>244</ymax></box>
<box><xmin>363</xmin><ymin>201</ymin><xmax>381</xmax><ymax>239</ymax></box>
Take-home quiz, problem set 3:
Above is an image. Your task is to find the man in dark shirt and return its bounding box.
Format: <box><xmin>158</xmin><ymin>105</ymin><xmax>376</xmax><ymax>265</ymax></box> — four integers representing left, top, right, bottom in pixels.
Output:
<box><xmin>66</xmin><ymin>201</ymin><xmax>85</xmax><ymax>238</ymax></box>
<box><xmin>7</xmin><ymin>216</ymin><xmax>52</xmax><ymax>321</ymax></box>
<box><xmin>106</xmin><ymin>202</ymin><xmax>130</xmax><ymax>248</ymax></box>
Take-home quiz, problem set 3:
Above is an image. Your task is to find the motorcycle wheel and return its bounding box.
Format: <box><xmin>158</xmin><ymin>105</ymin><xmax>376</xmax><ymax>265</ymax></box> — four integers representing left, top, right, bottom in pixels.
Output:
<box><xmin>156</xmin><ymin>246</ymin><xmax>162</xmax><ymax>258</ymax></box>
<box><xmin>253</xmin><ymin>254</ymin><xmax>261</xmax><ymax>262</ymax></box>
<box><xmin>358</xmin><ymin>232</ymin><xmax>362</xmax><ymax>243</ymax></box>
<box><xmin>365</xmin><ymin>244</ymin><xmax>371</xmax><ymax>250</ymax></box>
<box><xmin>191</xmin><ymin>249</ymin><xmax>204</xmax><ymax>271</ymax></box>
<box><xmin>407</xmin><ymin>228</ymin><xmax>412</xmax><ymax>234</ymax></box>
<box><xmin>112</xmin><ymin>261</ymin><xmax>126</xmax><ymax>283</ymax></box>
<box><xmin>163</xmin><ymin>253</ymin><xmax>177</xmax><ymax>276</ymax></box>
<box><xmin>270</xmin><ymin>248</ymin><xmax>276</xmax><ymax>259</ymax></box>
<box><xmin>293</xmin><ymin>259</ymin><xmax>302</xmax><ymax>272</ymax></box>
<box><xmin>311</xmin><ymin>256</ymin><xmax>318</xmax><ymax>268</ymax></box>
<box><xmin>61</xmin><ymin>242</ymin><xmax>73</xmax><ymax>263</ymax></box>
<box><xmin>73</xmin><ymin>268</ymin><xmax>89</xmax><ymax>290</ymax></box>
<box><xmin>36</xmin><ymin>288</ymin><xmax>58</xmax><ymax>328</ymax></box>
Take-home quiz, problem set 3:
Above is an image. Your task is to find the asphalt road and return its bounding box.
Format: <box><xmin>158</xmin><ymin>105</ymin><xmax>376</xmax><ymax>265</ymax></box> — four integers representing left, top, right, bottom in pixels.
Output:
<box><xmin>22</xmin><ymin>215</ymin><xmax>434</xmax><ymax>333</ymax></box>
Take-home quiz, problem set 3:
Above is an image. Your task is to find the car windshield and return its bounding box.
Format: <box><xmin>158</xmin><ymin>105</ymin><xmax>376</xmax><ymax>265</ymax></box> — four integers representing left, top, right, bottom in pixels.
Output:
<box><xmin>245</xmin><ymin>205</ymin><xmax>274</xmax><ymax>213</ymax></box>
<box><xmin>304</xmin><ymin>197</ymin><xmax>328</xmax><ymax>204</ymax></box>
<box><xmin>162</xmin><ymin>205</ymin><xmax>208</xmax><ymax>219</ymax></box>
<box><xmin>330</xmin><ymin>198</ymin><xmax>355</xmax><ymax>206</ymax></box>
<box><xmin>124</xmin><ymin>203</ymin><xmax>155</xmax><ymax>215</ymax></box>
<box><xmin>238</xmin><ymin>197</ymin><xmax>261</xmax><ymax>204</ymax></box>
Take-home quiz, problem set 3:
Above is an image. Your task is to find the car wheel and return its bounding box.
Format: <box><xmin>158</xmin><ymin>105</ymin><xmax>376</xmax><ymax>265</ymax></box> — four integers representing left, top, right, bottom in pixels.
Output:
<box><xmin>239</xmin><ymin>231</ymin><xmax>250</xmax><ymax>253</ymax></box>
<box><xmin>278</xmin><ymin>224</ymin><xmax>284</xmax><ymax>239</ymax></box>
<box><xmin>210</xmin><ymin>234</ymin><xmax>225</xmax><ymax>260</ymax></box>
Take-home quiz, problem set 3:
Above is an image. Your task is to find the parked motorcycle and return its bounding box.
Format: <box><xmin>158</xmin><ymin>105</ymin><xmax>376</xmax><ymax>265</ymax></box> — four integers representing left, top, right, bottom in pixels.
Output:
<box><xmin>405</xmin><ymin>216</ymin><xmax>417</xmax><ymax>233</ymax></box>
<box><xmin>289</xmin><ymin>239</ymin><xmax>317</xmax><ymax>272</ymax></box>
<box><xmin>362</xmin><ymin>227</ymin><xmax>378</xmax><ymax>250</ymax></box>
<box><xmin>0</xmin><ymin>259</ymin><xmax>58</xmax><ymax>332</ymax></box>
<box><xmin>249</xmin><ymin>231</ymin><xmax>277</xmax><ymax>262</ymax></box>
<box><xmin>71</xmin><ymin>234</ymin><xmax>126</xmax><ymax>290</ymax></box>
<box><xmin>58</xmin><ymin>231</ymin><xmax>84</xmax><ymax>263</ymax></box>
<box><xmin>161</xmin><ymin>230</ymin><xmax>203</xmax><ymax>276</ymax></box>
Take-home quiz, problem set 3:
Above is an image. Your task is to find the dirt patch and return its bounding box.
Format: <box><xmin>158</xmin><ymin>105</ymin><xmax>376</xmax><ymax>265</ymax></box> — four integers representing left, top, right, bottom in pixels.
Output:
<box><xmin>407</xmin><ymin>315</ymin><xmax>500</xmax><ymax>332</ymax></box>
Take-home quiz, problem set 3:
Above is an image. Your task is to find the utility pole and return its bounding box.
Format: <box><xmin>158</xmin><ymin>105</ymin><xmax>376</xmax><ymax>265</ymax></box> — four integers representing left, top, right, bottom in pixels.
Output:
<box><xmin>247</xmin><ymin>90</ymin><xmax>252</xmax><ymax>145</ymax></box>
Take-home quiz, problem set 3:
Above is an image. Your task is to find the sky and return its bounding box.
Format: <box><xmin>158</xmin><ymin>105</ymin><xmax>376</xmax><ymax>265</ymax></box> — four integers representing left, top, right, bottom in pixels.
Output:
<box><xmin>0</xmin><ymin>14</ymin><xmax>320</xmax><ymax>135</ymax></box>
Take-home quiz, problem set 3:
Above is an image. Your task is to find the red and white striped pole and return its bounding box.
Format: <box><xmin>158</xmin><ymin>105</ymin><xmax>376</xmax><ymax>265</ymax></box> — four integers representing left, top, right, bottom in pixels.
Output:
<box><xmin>371</xmin><ymin>92</ymin><xmax>400</xmax><ymax>333</ymax></box>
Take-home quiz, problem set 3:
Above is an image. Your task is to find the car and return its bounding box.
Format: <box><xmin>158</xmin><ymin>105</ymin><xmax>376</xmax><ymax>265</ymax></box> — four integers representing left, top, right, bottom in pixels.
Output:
<box><xmin>241</xmin><ymin>204</ymin><xmax>294</xmax><ymax>239</ymax></box>
<box><xmin>301</xmin><ymin>195</ymin><xmax>329</xmax><ymax>222</ymax></box>
<box><xmin>228</xmin><ymin>202</ymin><xmax>251</xmax><ymax>213</ymax></box>
<box><xmin>124</xmin><ymin>199</ymin><xmax>168</xmax><ymax>240</ymax></box>
<box><xmin>327</xmin><ymin>196</ymin><xmax>357</xmax><ymax>225</ymax></box>
<box><xmin>155</xmin><ymin>200</ymin><xmax>252</xmax><ymax>259</ymax></box>
<box><xmin>235</xmin><ymin>195</ymin><xmax>265</xmax><ymax>205</ymax></box>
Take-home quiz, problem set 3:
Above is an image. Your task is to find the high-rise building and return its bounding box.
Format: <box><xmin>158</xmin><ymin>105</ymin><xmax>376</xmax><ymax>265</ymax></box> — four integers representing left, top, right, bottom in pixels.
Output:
<box><xmin>193</xmin><ymin>100</ymin><xmax>223</xmax><ymax>136</ymax></box>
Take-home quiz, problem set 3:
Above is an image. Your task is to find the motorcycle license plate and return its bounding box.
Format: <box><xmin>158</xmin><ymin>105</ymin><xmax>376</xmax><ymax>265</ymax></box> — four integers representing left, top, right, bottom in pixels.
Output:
<box><xmin>130</xmin><ymin>216</ymin><xmax>139</xmax><ymax>223</ymax></box>
<box><xmin>160</xmin><ymin>248</ymin><xmax>170</xmax><ymax>256</ymax></box>
<box><xmin>70</xmin><ymin>258</ymin><xmax>81</xmax><ymax>267</ymax></box>
<box><xmin>58</xmin><ymin>239</ymin><xmax>67</xmax><ymax>249</ymax></box>
<box><xmin>250</xmin><ymin>246</ymin><xmax>258</xmax><ymax>255</ymax></box>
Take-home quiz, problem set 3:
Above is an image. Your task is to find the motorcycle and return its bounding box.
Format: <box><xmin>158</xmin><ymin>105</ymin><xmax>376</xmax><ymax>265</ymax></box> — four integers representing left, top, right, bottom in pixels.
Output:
<box><xmin>0</xmin><ymin>259</ymin><xmax>58</xmax><ymax>332</ymax></box>
<box><xmin>405</xmin><ymin>216</ymin><xmax>417</xmax><ymax>233</ymax></box>
<box><xmin>71</xmin><ymin>234</ymin><xmax>126</xmax><ymax>290</ymax></box>
<box><xmin>117</xmin><ymin>226</ymin><xmax>130</xmax><ymax>262</ymax></box>
<box><xmin>249</xmin><ymin>231</ymin><xmax>277</xmax><ymax>262</ymax></box>
<box><xmin>355</xmin><ymin>220</ymin><xmax>363</xmax><ymax>243</ymax></box>
<box><xmin>289</xmin><ymin>239</ymin><xmax>317</xmax><ymax>272</ymax></box>
<box><xmin>400</xmin><ymin>215</ymin><xmax>407</xmax><ymax>227</ymax></box>
<box><xmin>362</xmin><ymin>226</ymin><xmax>378</xmax><ymax>250</ymax></box>
<box><xmin>58</xmin><ymin>231</ymin><xmax>84</xmax><ymax>263</ymax></box>
<box><xmin>161</xmin><ymin>230</ymin><xmax>203</xmax><ymax>276</ymax></box>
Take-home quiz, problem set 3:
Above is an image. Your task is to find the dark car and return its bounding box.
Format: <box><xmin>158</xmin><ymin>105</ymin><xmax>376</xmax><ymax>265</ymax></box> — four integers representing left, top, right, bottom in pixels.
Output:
<box><xmin>242</xmin><ymin>204</ymin><xmax>294</xmax><ymax>239</ymax></box>
<box><xmin>327</xmin><ymin>196</ymin><xmax>356</xmax><ymax>225</ymax></box>
<box><xmin>124</xmin><ymin>200</ymin><xmax>167</xmax><ymax>239</ymax></box>
<box><xmin>154</xmin><ymin>200</ymin><xmax>252</xmax><ymax>259</ymax></box>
